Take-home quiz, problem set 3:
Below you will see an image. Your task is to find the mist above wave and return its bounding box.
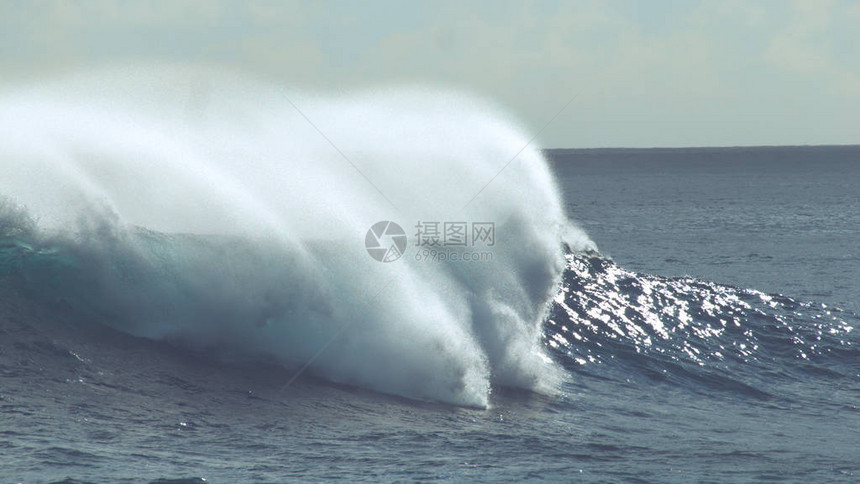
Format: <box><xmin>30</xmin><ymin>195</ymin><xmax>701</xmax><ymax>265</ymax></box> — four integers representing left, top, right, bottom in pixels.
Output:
<box><xmin>0</xmin><ymin>65</ymin><xmax>594</xmax><ymax>407</ymax></box>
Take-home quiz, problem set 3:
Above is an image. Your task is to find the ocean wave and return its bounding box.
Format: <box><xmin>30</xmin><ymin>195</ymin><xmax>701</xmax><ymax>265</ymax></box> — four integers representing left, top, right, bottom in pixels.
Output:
<box><xmin>0</xmin><ymin>66</ymin><xmax>594</xmax><ymax>407</ymax></box>
<box><xmin>547</xmin><ymin>250</ymin><xmax>859</xmax><ymax>396</ymax></box>
<box><xmin>4</xmin><ymin>67</ymin><xmax>854</xmax><ymax>409</ymax></box>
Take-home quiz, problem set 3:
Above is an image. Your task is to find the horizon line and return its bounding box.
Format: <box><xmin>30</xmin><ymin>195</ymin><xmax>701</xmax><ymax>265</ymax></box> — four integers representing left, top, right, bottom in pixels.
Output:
<box><xmin>544</xmin><ymin>143</ymin><xmax>860</xmax><ymax>151</ymax></box>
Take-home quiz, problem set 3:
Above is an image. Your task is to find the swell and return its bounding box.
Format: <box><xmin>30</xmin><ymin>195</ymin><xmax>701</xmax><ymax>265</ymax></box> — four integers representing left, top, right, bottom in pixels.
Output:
<box><xmin>2</xmin><ymin>217</ymin><xmax>857</xmax><ymax>409</ymax></box>
<box><xmin>546</xmin><ymin>249</ymin><xmax>859</xmax><ymax>398</ymax></box>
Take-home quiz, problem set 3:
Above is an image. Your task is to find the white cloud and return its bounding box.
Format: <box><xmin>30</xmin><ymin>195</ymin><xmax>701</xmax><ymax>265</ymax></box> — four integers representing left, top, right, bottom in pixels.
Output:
<box><xmin>2</xmin><ymin>0</ymin><xmax>859</xmax><ymax>146</ymax></box>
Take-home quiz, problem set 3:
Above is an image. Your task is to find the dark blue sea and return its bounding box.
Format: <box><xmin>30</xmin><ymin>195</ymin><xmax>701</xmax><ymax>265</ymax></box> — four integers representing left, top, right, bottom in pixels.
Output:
<box><xmin>2</xmin><ymin>137</ymin><xmax>859</xmax><ymax>482</ymax></box>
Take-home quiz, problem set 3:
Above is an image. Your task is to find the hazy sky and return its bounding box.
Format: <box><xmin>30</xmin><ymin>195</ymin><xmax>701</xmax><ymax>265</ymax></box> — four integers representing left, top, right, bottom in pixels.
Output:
<box><xmin>2</xmin><ymin>0</ymin><xmax>859</xmax><ymax>148</ymax></box>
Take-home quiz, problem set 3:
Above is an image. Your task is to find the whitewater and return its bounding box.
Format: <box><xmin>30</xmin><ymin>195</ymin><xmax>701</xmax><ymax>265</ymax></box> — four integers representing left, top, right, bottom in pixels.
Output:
<box><xmin>0</xmin><ymin>66</ymin><xmax>595</xmax><ymax>408</ymax></box>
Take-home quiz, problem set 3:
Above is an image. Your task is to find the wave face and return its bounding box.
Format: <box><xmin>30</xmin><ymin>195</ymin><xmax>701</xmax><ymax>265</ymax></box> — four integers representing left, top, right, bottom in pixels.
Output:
<box><xmin>547</xmin><ymin>250</ymin><xmax>858</xmax><ymax>395</ymax></box>
<box><xmin>0</xmin><ymin>67</ymin><xmax>594</xmax><ymax>407</ymax></box>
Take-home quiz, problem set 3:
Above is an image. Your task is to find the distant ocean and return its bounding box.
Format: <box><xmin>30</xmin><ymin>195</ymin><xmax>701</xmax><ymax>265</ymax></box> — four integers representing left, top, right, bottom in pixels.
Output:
<box><xmin>1</xmin><ymin>73</ymin><xmax>858</xmax><ymax>483</ymax></box>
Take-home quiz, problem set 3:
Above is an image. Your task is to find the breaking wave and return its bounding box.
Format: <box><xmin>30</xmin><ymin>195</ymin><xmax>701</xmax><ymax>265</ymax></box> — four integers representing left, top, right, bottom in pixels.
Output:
<box><xmin>0</xmin><ymin>66</ymin><xmax>594</xmax><ymax>408</ymax></box>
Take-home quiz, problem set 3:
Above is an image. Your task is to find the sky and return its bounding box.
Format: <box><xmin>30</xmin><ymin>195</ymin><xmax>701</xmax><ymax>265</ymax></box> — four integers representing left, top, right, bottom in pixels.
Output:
<box><xmin>1</xmin><ymin>0</ymin><xmax>859</xmax><ymax>148</ymax></box>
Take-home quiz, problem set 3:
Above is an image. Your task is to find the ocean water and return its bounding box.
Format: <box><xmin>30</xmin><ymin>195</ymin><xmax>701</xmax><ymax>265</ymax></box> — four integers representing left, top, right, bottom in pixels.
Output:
<box><xmin>1</xmin><ymin>72</ymin><xmax>858</xmax><ymax>483</ymax></box>
<box><xmin>551</xmin><ymin>147</ymin><xmax>860</xmax><ymax>315</ymax></box>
